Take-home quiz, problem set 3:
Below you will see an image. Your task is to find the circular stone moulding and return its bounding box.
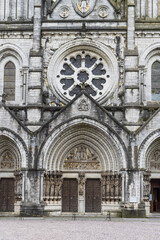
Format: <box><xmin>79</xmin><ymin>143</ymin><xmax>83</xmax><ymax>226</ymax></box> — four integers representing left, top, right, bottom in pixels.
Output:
<box><xmin>47</xmin><ymin>39</ymin><xmax>119</xmax><ymax>104</ymax></box>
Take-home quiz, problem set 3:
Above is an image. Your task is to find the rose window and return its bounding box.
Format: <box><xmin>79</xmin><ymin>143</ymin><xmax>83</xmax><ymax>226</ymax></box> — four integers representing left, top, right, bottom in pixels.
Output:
<box><xmin>56</xmin><ymin>51</ymin><xmax>112</xmax><ymax>101</ymax></box>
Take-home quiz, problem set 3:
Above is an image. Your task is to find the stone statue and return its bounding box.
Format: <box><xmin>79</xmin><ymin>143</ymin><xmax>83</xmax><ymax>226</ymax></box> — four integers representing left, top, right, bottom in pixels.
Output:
<box><xmin>81</xmin><ymin>0</ymin><xmax>88</xmax><ymax>13</ymax></box>
<box><xmin>79</xmin><ymin>175</ymin><xmax>85</xmax><ymax>195</ymax></box>
<box><xmin>101</xmin><ymin>176</ymin><xmax>106</xmax><ymax>198</ymax></box>
<box><xmin>55</xmin><ymin>177</ymin><xmax>63</xmax><ymax>197</ymax></box>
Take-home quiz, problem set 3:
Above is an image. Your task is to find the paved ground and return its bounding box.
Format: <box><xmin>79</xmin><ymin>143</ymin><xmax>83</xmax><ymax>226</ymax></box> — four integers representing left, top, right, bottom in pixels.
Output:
<box><xmin>0</xmin><ymin>218</ymin><xmax>160</xmax><ymax>240</ymax></box>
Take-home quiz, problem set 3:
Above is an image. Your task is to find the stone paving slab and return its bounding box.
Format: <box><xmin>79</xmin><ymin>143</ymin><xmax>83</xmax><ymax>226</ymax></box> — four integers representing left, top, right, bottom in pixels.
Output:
<box><xmin>0</xmin><ymin>218</ymin><xmax>160</xmax><ymax>240</ymax></box>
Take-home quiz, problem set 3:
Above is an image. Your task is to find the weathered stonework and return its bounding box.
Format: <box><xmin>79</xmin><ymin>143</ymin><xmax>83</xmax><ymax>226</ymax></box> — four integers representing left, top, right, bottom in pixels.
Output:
<box><xmin>0</xmin><ymin>0</ymin><xmax>160</xmax><ymax>217</ymax></box>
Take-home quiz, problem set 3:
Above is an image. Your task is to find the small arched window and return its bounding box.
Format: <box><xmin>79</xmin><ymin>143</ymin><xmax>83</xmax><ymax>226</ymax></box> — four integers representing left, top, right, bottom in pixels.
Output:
<box><xmin>4</xmin><ymin>61</ymin><xmax>16</xmax><ymax>101</ymax></box>
<box><xmin>151</xmin><ymin>61</ymin><xmax>160</xmax><ymax>101</ymax></box>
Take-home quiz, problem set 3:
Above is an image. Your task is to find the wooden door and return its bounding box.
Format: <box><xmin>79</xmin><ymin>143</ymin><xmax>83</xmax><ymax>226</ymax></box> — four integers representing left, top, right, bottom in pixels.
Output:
<box><xmin>85</xmin><ymin>179</ymin><xmax>101</xmax><ymax>213</ymax></box>
<box><xmin>0</xmin><ymin>178</ymin><xmax>15</xmax><ymax>212</ymax></box>
<box><xmin>62</xmin><ymin>179</ymin><xmax>78</xmax><ymax>212</ymax></box>
<box><xmin>150</xmin><ymin>179</ymin><xmax>160</xmax><ymax>212</ymax></box>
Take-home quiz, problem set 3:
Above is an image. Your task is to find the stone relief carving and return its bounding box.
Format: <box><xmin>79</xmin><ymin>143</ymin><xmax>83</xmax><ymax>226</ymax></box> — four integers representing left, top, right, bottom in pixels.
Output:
<box><xmin>78</xmin><ymin>174</ymin><xmax>85</xmax><ymax>195</ymax></box>
<box><xmin>44</xmin><ymin>37</ymin><xmax>55</xmax><ymax>66</ymax></box>
<box><xmin>150</xmin><ymin>149</ymin><xmax>160</xmax><ymax>169</ymax></box>
<box><xmin>72</xmin><ymin>0</ymin><xmax>97</xmax><ymax>18</ymax></box>
<box><xmin>14</xmin><ymin>171</ymin><xmax>22</xmax><ymax>201</ymax></box>
<box><xmin>1</xmin><ymin>151</ymin><xmax>15</xmax><ymax>169</ymax></box>
<box><xmin>63</xmin><ymin>145</ymin><xmax>100</xmax><ymax>170</ymax></box>
<box><xmin>43</xmin><ymin>172</ymin><xmax>63</xmax><ymax>202</ymax></box>
<box><xmin>78</xmin><ymin>99</ymin><xmax>89</xmax><ymax>111</ymax></box>
<box><xmin>98</xmin><ymin>6</ymin><xmax>109</xmax><ymax>18</ymax></box>
<box><xmin>60</xmin><ymin>6</ymin><xmax>69</xmax><ymax>18</ymax></box>
<box><xmin>129</xmin><ymin>180</ymin><xmax>136</xmax><ymax>199</ymax></box>
<box><xmin>101</xmin><ymin>172</ymin><xmax>122</xmax><ymax>202</ymax></box>
<box><xmin>143</xmin><ymin>172</ymin><xmax>150</xmax><ymax>202</ymax></box>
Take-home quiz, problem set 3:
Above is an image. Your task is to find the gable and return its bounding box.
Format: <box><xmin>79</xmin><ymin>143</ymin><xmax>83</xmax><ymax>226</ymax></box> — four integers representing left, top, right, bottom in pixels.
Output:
<box><xmin>38</xmin><ymin>91</ymin><xmax>129</xmax><ymax>147</ymax></box>
<box><xmin>47</xmin><ymin>0</ymin><xmax>119</xmax><ymax>21</ymax></box>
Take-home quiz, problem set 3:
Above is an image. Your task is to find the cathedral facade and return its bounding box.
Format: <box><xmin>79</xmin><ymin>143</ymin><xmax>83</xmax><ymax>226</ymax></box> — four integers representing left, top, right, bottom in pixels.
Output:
<box><xmin>0</xmin><ymin>0</ymin><xmax>160</xmax><ymax>217</ymax></box>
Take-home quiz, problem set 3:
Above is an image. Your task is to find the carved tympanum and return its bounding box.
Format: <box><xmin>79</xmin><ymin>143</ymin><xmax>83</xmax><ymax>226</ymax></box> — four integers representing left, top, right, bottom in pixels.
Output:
<box><xmin>1</xmin><ymin>151</ymin><xmax>15</xmax><ymax>169</ymax></box>
<box><xmin>63</xmin><ymin>145</ymin><xmax>100</xmax><ymax>170</ymax></box>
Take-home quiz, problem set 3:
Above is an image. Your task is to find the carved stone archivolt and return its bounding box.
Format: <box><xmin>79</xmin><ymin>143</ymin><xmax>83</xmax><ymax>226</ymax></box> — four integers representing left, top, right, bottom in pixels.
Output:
<box><xmin>101</xmin><ymin>172</ymin><xmax>122</xmax><ymax>202</ymax></box>
<box><xmin>143</xmin><ymin>172</ymin><xmax>150</xmax><ymax>202</ymax></box>
<box><xmin>14</xmin><ymin>171</ymin><xmax>22</xmax><ymax>201</ymax></box>
<box><xmin>150</xmin><ymin>149</ymin><xmax>160</xmax><ymax>170</ymax></box>
<box><xmin>43</xmin><ymin>172</ymin><xmax>63</xmax><ymax>202</ymax></box>
<box><xmin>63</xmin><ymin>145</ymin><xmax>101</xmax><ymax>170</ymax></box>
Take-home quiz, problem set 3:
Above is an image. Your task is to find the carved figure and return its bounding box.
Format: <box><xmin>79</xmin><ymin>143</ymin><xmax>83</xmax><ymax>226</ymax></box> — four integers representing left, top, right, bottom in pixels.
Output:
<box><xmin>78</xmin><ymin>99</ymin><xmax>89</xmax><ymax>111</ymax></box>
<box><xmin>55</xmin><ymin>177</ymin><xmax>63</xmax><ymax>197</ymax></box>
<box><xmin>79</xmin><ymin>176</ymin><xmax>85</xmax><ymax>195</ymax></box>
<box><xmin>14</xmin><ymin>172</ymin><xmax>22</xmax><ymax>201</ymax></box>
<box><xmin>101</xmin><ymin>176</ymin><xmax>106</xmax><ymax>198</ymax></box>
<box><xmin>50</xmin><ymin>176</ymin><xmax>56</xmax><ymax>197</ymax></box>
<box><xmin>64</xmin><ymin>145</ymin><xmax>100</xmax><ymax>170</ymax></box>
<box><xmin>1</xmin><ymin>151</ymin><xmax>14</xmax><ymax>169</ymax></box>
<box><xmin>114</xmin><ymin>175</ymin><xmax>119</xmax><ymax>197</ymax></box>
<box><xmin>81</xmin><ymin>0</ymin><xmax>88</xmax><ymax>13</ymax></box>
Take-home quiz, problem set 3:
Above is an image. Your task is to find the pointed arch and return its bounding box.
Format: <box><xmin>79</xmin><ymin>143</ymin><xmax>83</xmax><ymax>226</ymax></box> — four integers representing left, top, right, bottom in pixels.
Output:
<box><xmin>0</xmin><ymin>128</ymin><xmax>28</xmax><ymax>169</ymax></box>
<box><xmin>38</xmin><ymin>118</ymin><xmax>128</xmax><ymax>172</ymax></box>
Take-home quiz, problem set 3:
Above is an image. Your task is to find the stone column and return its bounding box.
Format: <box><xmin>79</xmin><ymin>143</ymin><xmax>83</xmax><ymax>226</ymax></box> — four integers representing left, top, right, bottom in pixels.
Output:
<box><xmin>122</xmin><ymin>172</ymin><xmax>125</xmax><ymax>202</ymax></box>
<box><xmin>21</xmin><ymin>68</ymin><xmax>28</xmax><ymax>105</ymax></box>
<box><xmin>78</xmin><ymin>174</ymin><xmax>85</xmax><ymax>214</ymax></box>
<box><xmin>139</xmin><ymin>66</ymin><xmax>145</xmax><ymax>105</ymax></box>
<box><xmin>22</xmin><ymin>171</ymin><xmax>25</xmax><ymax>202</ymax></box>
<box><xmin>40</xmin><ymin>172</ymin><xmax>44</xmax><ymax>202</ymax></box>
<box><xmin>140</xmin><ymin>172</ymin><xmax>143</xmax><ymax>202</ymax></box>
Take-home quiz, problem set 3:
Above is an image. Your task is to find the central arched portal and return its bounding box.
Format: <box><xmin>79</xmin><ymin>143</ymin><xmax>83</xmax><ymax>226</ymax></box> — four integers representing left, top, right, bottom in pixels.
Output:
<box><xmin>41</xmin><ymin>122</ymin><xmax>127</xmax><ymax>214</ymax></box>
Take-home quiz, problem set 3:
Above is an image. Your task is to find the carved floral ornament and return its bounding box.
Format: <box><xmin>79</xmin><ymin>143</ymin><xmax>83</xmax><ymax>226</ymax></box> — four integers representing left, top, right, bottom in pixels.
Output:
<box><xmin>63</xmin><ymin>145</ymin><xmax>101</xmax><ymax>170</ymax></box>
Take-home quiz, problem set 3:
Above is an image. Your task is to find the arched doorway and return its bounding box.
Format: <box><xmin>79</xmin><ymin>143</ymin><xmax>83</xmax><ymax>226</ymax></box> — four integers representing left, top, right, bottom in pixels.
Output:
<box><xmin>40</xmin><ymin>122</ymin><xmax>127</xmax><ymax>215</ymax></box>
<box><xmin>145</xmin><ymin>137</ymin><xmax>160</xmax><ymax>213</ymax></box>
<box><xmin>0</xmin><ymin>135</ymin><xmax>22</xmax><ymax>212</ymax></box>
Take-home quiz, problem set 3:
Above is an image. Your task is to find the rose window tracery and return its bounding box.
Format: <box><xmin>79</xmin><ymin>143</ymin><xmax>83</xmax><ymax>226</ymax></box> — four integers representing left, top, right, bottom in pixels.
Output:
<box><xmin>48</xmin><ymin>40</ymin><xmax>118</xmax><ymax>104</ymax></box>
<box><xmin>57</xmin><ymin>51</ymin><xmax>111</xmax><ymax>100</ymax></box>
